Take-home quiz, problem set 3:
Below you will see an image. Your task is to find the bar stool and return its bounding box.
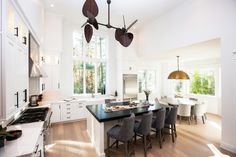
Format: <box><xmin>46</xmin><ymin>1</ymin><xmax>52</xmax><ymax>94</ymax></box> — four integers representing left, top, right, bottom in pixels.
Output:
<box><xmin>151</xmin><ymin>108</ymin><xmax>166</xmax><ymax>148</ymax></box>
<box><xmin>134</xmin><ymin>111</ymin><xmax>153</xmax><ymax>157</ymax></box>
<box><xmin>165</xmin><ymin>106</ymin><xmax>178</xmax><ymax>143</ymax></box>
<box><xmin>106</xmin><ymin>113</ymin><xmax>135</xmax><ymax>157</ymax></box>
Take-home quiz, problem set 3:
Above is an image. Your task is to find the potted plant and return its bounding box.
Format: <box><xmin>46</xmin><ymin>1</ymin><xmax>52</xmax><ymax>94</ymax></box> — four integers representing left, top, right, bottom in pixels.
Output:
<box><xmin>143</xmin><ymin>90</ymin><xmax>151</xmax><ymax>102</ymax></box>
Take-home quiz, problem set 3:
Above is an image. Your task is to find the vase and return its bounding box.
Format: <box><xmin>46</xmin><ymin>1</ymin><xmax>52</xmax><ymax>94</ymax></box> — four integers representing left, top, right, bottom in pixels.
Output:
<box><xmin>145</xmin><ymin>95</ymin><xmax>149</xmax><ymax>102</ymax></box>
<box><xmin>0</xmin><ymin>137</ymin><xmax>4</xmax><ymax>148</ymax></box>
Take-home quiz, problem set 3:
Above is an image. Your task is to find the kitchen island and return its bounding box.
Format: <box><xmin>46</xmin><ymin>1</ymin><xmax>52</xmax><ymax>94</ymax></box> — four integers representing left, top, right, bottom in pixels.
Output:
<box><xmin>86</xmin><ymin>103</ymin><xmax>163</xmax><ymax>157</ymax></box>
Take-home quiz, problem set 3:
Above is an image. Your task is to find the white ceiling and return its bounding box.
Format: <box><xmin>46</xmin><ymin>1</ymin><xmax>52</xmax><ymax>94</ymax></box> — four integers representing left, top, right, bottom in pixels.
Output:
<box><xmin>43</xmin><ymin>0</ymin><xmax>186</xmax><ymax>29</ymax></box>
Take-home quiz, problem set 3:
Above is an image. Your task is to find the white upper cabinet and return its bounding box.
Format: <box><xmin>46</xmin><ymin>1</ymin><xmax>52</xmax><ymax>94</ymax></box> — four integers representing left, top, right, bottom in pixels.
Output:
<box><xmin>0</xmin><ymin>0</ymin><xmax>29</xmax><ymax>120</ymax></box>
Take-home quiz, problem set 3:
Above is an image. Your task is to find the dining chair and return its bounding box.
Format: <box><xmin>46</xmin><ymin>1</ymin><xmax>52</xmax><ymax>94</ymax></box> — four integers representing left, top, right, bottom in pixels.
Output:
<box><xmin>193</xmin><ymin>103</ymin><xmax>207</xmax><ymax>124</ymax></box>
<box><xmin>177</xmin><ymin>104</ymin><xmax>192</xmax><ymax>125</ymax></box>
<box><xmin>106</xmin><ymin>113</ymin><xmax>135</xmax><ymax>157</ymax></box>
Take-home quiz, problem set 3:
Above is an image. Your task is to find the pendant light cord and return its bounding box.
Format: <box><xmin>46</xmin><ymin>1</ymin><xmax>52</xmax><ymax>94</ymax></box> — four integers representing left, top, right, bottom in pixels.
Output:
<box><xmin>177</xmin><ymin>56</ymin><xmax>180</xmax><ymax>71</ymax></box>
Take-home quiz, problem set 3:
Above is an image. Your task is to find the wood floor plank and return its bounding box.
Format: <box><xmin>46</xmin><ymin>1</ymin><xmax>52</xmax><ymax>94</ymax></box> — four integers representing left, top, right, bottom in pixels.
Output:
<box><xmin>45</xmin><ymin>114</ymin><xmax>236</xmax><ymax>157</ymax></box>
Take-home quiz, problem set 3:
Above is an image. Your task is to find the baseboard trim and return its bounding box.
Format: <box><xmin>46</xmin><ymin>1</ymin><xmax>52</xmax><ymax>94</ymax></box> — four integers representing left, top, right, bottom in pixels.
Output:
<box><xmin>221</xmin><ymin>142</ymin><xmax>236</xmax><ymax>154</ymax></box>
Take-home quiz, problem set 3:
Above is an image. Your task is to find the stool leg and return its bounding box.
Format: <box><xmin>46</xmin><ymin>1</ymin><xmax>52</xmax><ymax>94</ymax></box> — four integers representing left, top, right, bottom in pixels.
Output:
<box><xmin>107</xmin><ymin>135</ymin><xmax>110</xmax><ymax>157</ymax></box>
<box><xmin>158</xmin><ymin>130</ymin><xmax>162</xmax><ymax>148</ymax></box>
<box><xmin>171</xmin><ymin>124</ymin><xmax>175</xmax><ymax>143</ymax></box>
<box><xmin>174</xmin><ymin>124</ymin><xmax>177</xmax><ymax>137</ymax></box>
<box><xmin>124</xmin><ymin>142</ymin><xmax>128</xmax><ymax>157</ymax></box>
<box><xmin>143</xmin><ymin>135</ymin><xmax>147</xmax><ymax>157</ymax></box>
<box><xmin>116</xmin><ymin>140</ymin><xmax>119</xmax><ymax>148</ymax></box>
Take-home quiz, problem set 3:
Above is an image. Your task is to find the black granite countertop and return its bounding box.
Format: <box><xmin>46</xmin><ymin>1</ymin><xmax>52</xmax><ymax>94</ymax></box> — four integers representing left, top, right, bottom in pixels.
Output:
<box><xmin>86</xmin><ymin>103</ymin><xmax>163</xmax><ymax>122</ymax></box>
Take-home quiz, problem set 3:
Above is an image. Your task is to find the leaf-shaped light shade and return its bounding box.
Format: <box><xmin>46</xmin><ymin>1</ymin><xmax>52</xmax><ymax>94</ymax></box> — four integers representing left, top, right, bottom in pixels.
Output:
<box><xmin>115</xmin><ymin>28</ymin><xmax>124</xmax><ymax>41</ymax></box>
<box><xmin>82</xmin><ymin>0</ymin><xmax>99</xmax><ymax>18</ymax></box>
<box><xmin>119</xmin><ymin>32</ymin><xmax>133</xmax><ymax>47</ymax></box>
<box><xmin>84</xmin><ymin>24</ymin><xmax>93</xmax><ymax>43</ymax></box>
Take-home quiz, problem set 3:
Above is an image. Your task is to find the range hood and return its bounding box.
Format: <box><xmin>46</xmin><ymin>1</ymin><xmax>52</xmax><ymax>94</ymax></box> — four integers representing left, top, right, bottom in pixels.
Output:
<box><xmin>29</xmin><ymin>34</ymin><xmax>47</xmax><ymax>78</ymax></box>
<box><xmin>29</xmin><ymin>57</ymin><xmax>47</xmax><ymax>78</ymax></box>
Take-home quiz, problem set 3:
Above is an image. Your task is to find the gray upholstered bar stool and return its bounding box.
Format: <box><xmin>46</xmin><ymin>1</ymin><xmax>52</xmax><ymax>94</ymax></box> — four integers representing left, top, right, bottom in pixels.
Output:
<box><xmin>151</xmin><ymin>108</ymin><xmax>166</xmax><ymax>148</ymax></box>
<box><xmin>134</xmin><ymin>111</ymin><xmax>153</xmax><ymax>157</ymax></box>
<box><xmin>165</xmin><ymin>106</ymin><xmax>178</xmax><ymax>143</ymax></box>
<box><xmin>106</xmin><ymin>113</ymin><xmax>135</xmax><ymax>157</ymax></box>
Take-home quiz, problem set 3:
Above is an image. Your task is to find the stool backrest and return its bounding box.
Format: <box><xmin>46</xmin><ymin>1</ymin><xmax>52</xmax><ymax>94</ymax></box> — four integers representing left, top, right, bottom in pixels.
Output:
<box><xmin>136</xmin><ymin>111</ymin><xmax>153</xmax><ymax>136</ymax></box>
<box><xmin>165</xmin><ymin>106</ymin><xmax>178</xmax><ymax>125</ymax></box>
<box><xmin>119</xmin><ymin>113</ymin><xmax>135</xmax><ymax>141</ymax></box>
<box><xmin>153</xmin><ymin>108</ymin><xmax>166</xmax><ymax>130</ymax></box>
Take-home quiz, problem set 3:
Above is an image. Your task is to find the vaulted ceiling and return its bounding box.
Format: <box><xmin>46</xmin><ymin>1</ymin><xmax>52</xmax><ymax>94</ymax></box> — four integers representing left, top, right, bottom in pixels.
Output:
<box><xmin>43</xmin><ymin>0</ymin><xmax>186</xmax><ymax>29</ymax></box>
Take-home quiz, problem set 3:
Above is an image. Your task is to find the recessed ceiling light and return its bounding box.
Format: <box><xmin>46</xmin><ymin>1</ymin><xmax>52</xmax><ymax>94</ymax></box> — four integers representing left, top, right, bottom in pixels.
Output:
<box><xmin>50</xmin><ymin>4</ymin><xmax>54</xmax><ymax>8</ymax></box>
<box><xmin>133</xmin><ymin>27</ymin><xmax>136</xmax><ymax>30</ymax></box>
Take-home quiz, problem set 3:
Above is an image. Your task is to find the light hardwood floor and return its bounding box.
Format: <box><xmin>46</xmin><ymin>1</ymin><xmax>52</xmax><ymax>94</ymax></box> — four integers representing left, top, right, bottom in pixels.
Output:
<box><xmin>45</xmin><ymin>114</ymin><xmax>236</xmax><ymax>157</ymax></box>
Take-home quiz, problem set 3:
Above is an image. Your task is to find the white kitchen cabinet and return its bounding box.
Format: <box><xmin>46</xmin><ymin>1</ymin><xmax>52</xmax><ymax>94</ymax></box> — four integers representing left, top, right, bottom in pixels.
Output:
<box><xmin>50</xmin><ymin>103</ymin><xmax>61</xmax><ymax>123</ymax></box>
<box><xmin>0</xmin><ymin>0</ymin><xmax>29</xmax><ymax>120</ymax></box>
<box><xmin>50</xmin><ymin>100</ymin><xmax>89</xmax><ymax>123</ymax></box>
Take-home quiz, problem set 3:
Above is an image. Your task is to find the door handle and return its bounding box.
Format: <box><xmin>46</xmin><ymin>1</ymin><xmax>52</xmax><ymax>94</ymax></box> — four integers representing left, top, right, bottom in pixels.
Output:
<box><xmin>23</xmin><ymin>89</ymin><xmax>27</xmax><ymax>102</ymax></box>
<box><xmin>15</xmin><ymin>92</ymin><xmax>19</xmax><ymax>108</ymax></box>
<box><xmin>22</xmin><ymin>36</ymin><xmax>27</xmax><ymax>45</ymax></box>
<box><xmin>14</xmin><ymin>27</ymin><xmax>18</xmax><ymax>37</ymax></box>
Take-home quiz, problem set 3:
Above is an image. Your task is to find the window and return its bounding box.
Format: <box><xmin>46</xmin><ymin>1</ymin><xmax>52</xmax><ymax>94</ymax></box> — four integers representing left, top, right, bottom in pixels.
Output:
<box><xmin>189</xmin><ymin>70</ymin><xmax>215</xmax><ymax>95</ymax></box>
<box><xmin>73</xmin><ymin>32</ymin><xmax>107</xmax><ymax>94</ymax></box>
<box><xmin>171</xmin><ymin>69</ymin><xmax>216</xmax><ymax>96</ymax></box>
<box><xmin>138</xmin><ymin>70</ymin><xmax>156</xmax><ymax>93</ymax></box>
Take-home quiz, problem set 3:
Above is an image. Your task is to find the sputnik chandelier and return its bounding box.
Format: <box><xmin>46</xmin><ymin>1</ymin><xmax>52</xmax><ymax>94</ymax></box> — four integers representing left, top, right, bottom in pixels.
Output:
<box><xmin>81</xmin><ymin>0</ymin><xmax>138</xmax><ymax>47</ymax></box>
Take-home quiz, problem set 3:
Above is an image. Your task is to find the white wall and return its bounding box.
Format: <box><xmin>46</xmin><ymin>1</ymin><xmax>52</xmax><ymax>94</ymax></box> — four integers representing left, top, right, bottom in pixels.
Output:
<box><xmin>15</xmin><ymin>0</ymin><xmax>44</xmax><ymax>44</ymax></box>
<box><xmin>138</xmin><ymin>0</ymin><xmax>236</xmax><ymax>153</ymax></box>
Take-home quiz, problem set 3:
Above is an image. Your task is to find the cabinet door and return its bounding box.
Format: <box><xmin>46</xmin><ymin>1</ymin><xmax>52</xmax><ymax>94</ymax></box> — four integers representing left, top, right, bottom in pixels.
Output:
<box><xmin>51</xmin><ymin>103</ymin><xmax>61</xmax><ymax>123</ymax></box>
<box><xmin>5</xmin><ymin>38</ymin><xmax>18</xmax><ymax>117</ymax></box>
<box><xmin>16</xmin><ymin>45</ymin><xmax>28</xmax><ymax>108</ymax></box>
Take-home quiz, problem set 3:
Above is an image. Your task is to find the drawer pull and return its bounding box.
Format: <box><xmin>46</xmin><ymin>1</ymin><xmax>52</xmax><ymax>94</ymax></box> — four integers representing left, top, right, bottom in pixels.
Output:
<box><xmin>67</xmin><ymin>116</ymin><xmax>71</xmax><ymax>119</ymax></box>
<box><xmin>66</xmin><ymin>104</ymin><xmax>71</xmax><ymax>106</ymax></box>
<box><xmin>67</xmin><ymin>112</ymin><xmax>71</xmax><ymax>114</ymax></box>
<box><xmin>67</xmin><ymin>108</ymin><xmax>70</xmax><ymax>110</ymax></box>
<box><xmin>79</xmin><ymin>106</ymin><xmax>83</xmax><ymax>108</ymax></box>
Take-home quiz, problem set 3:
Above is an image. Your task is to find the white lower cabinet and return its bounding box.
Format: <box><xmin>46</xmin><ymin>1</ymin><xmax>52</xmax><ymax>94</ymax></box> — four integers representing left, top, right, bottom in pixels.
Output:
<box><xmin>51</xmin><ymin>101</ymin><xmax>87</xmax><ymax>123</ymax></box>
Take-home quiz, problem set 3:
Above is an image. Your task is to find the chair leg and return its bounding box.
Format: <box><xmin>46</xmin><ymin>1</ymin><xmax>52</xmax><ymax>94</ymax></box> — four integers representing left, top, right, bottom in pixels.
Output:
<box><xmin>134</xmin><ymin>133</ymin><xmax>137</xmax><ymax>143</ymax></box>
<box><xmin>204</xmin><ymin>113</ymin><xmax>207</xmax><ymax>120</ymax></box>
<box><xmin>195</xmin><ymin>116</ymin><xmax>198</xmax><ymax>124</ymax></box>
<box><xmin>171</xmin><ymin>125</ymin><xmax>175</xmax><ymax>143</ymax></box>
<box><xmin>188</xmin><ymin>117</ymin><xmax>191</xmax><ymax>125</ymax></box>
<box><xmin>158</xmin><ymin>130</ymin><xmax>162</xmax><ymax>148</ymax></box>
<box><xmin>202</xmin><ymin>116</ymin><xmax>205</xmax><ymax>124</ymax></box>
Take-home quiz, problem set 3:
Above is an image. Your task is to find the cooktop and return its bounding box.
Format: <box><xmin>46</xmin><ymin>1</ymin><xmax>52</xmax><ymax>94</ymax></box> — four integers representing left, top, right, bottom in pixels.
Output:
<box><xmin>11</xmin><ymin>107</ymin><xmax>49</xmax><ymax>125</ymax></box>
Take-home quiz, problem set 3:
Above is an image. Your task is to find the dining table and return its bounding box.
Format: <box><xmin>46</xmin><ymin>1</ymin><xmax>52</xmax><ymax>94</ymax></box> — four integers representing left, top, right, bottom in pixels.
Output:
<box><xmin>159</xmin><ymin>97</ymin><xmax>197</xmax><ymax>106</ymax></box>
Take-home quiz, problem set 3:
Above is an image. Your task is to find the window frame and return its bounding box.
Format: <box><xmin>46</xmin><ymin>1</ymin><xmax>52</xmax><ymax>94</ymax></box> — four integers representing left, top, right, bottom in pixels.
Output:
<box><xmin>73</xmin><ymin>32</ymin><xmax>107</xmax><ymax>95</ymax></box>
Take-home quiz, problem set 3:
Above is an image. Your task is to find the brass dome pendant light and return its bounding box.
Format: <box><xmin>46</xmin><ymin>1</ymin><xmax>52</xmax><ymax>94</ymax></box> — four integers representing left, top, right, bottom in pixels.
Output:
<box><xmin>168</xmin><ymin>56</ymin><xmax>190</xmax><ymax>80</ymax></box>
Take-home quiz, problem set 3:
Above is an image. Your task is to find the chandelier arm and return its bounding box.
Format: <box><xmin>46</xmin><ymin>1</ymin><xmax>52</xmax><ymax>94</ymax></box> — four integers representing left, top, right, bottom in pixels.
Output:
<box><xmin>97</xmin><ymin>22</ymin><xmax>119</xmax><ymax>30</ymax></box>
